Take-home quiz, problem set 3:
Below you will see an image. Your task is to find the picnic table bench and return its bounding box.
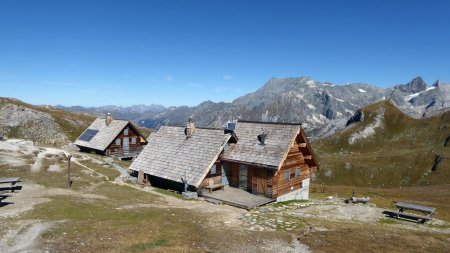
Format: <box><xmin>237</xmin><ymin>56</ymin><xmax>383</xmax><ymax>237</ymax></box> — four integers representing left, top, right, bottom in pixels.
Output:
<box><xmin>0</xmin><ymin>177</ymin><xmax>22</xmax><ymax>185</ymax></box>
<box><xmin>0</xmin><ymin>177</ymin><xmax>23</xmax><ymax>193</ymax></box>
<box><xmin>392</xmin><ymin>202</ymin><xmax>436</xmax><ymax>223</ymax></box>
<box><xmin>0</xmin><ymin>178</ymin><xmax>22</xmax><ymax>204</ymax></box>
<box><xmin>205</xmin><ymin>183</ymin><xmax>225</xmax><ymax>193</ymax></box>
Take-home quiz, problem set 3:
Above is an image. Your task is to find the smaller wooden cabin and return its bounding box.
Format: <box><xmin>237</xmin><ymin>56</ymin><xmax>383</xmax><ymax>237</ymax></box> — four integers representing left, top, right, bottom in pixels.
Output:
<box><xmin>74</xmin><ymin>114</ymin><xmax>148</xmax><ymax>158</ymax></box>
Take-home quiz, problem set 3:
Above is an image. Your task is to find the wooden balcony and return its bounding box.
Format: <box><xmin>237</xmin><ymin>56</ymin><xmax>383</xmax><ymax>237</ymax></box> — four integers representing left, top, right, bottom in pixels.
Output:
<box><xmin>108</xmin><ymin>146</ymin><xmax>144</xmax><ymax>160</ymax></box>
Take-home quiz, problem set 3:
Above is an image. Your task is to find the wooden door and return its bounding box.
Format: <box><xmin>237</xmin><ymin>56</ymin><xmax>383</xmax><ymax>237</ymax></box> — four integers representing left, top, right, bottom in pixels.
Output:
<box><xmin>123</xmin><ymin>138</ymin><xmax>129</xmax><ymax>151</ymax></box>
<box><xmin>256</xmin><ymin>169</ymin><xmax>266</xmax><ymax>195</ymax></box>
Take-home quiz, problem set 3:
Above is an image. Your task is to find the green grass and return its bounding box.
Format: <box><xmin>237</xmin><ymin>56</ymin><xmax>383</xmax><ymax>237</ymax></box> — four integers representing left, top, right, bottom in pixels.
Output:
<box><xmin>114</xmin><ymin>159</ymin><xmax>132</xmax><ymax>169</ymax></box>
<box><xmin>78</xmin><ymin>160</ymin><xmax>121</xmax><ymax>180</ymax></box>
<box><xmin>378</xmin><ymin>218</ymin><xmax>399</xmax><ymax>225</ymax></box>
<box><xmin>130</xmin><ymin>239</ymin><xmax>168</xmax><ymax>252</ymax></box>
<box><xmin>153</xmin><ymin>188</ymin><xmax>184</xmax><ymax>200</ymax></box>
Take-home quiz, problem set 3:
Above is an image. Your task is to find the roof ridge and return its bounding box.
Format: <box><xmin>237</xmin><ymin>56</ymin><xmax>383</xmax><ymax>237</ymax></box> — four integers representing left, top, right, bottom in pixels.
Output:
<box><xmin>237</xmin><ymin>120</ymin><xmax>302</xmax><ymax>126</ymax></box>
<box><xmin>163</xmin><ymin>125</ymin><xmax>224</xmax><ymax>131</ymax></box>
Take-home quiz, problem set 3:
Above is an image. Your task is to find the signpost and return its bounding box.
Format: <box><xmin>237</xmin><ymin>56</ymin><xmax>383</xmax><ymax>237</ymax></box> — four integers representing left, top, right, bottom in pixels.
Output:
<box><xmin>67</xmin><ymin>154</ymin><xmax>72</xmax><ymax>188</ymax></box>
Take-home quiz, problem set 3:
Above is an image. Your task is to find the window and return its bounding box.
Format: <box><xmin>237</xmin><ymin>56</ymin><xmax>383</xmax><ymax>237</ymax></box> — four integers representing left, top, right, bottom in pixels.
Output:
<box><xmin>131</xmin><ymin>137</ymin><xmax>136</xmax><ymax>144</ymax></box>
<box><xmin>210</xmin><ymin>165</ymin><xmax>217</xmax><ymax>175</ymax></box>
<box><xmin>115</xmin><ymin>138</ymin><xmax>121</xmax><ymax>145</ymax></box>
<box><xmin>124</xmin><ymin>127</ymin><xmax>129</xmax><ymax>136</ymax></box>
<box><xmin>295</xmin><ymin>168</ymin><xmax>301</xmax><ymax>178</ymax></box>
<box><xmin>284</xmin><ymin>170</ymin><xmax>290</xmax><ymax>181</ymax></box>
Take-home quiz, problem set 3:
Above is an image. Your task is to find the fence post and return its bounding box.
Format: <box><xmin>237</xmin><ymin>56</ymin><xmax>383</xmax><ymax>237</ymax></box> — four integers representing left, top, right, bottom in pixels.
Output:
<box><xmin>67</xmin><ymin>154</ymin><xmax>72</xmax><ymax>188</ymax></box>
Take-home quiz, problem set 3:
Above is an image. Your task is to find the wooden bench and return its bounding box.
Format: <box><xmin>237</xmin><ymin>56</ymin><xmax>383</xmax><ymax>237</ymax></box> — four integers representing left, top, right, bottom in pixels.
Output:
<box><xmin>390</xmin><ymin>211</ymin><xmax>432</xmax><ymax>223</ymax></box>
<box><xmin>205</xmin><ymin>183</ymin><xmax>225</xmax><ymax>193</ymax></box>
<box><xmin>0</xmin><ymin>185</ymin><xmax>22</xmax><ymax>193</ymax></box>
<box><xmin>391</xmin><ymin>201</ymin><xmax>436</xmax><ymax>223</ymax></box>
<box><xmin>0</xmin><ymin>177</ymin><xmax>22</xmax><ymax>185</ymax></box>
<box><xmin>0</xmin><ymin>178</ymin><xmax>22</xmax><ymax>203</ymax></box>
<box><xmin>346</xmin><ymin>196</ymin><xmax>370</xmax><ymax>204</ymax></box>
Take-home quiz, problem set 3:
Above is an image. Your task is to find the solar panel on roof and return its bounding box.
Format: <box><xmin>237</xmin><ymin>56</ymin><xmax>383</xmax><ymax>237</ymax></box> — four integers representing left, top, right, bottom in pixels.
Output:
<box><xmin>78</xmin><ymin>129</ymin><xmax>99</xmax><ymax>142</ymax></box>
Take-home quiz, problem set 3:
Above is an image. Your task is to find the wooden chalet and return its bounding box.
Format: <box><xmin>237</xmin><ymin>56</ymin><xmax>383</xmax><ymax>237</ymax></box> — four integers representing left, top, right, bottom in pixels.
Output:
<box><xmin>220</xmin><ymin>121</ymin><xmax>318</xmax><ymax>201</ymax></box>
<box><xmin>74</xmin><ymin>113</ymin><xmax>148</xmax><ymax>159</ymax></box>
<box><xmin>129</xmin><ymin>117</ymin><xmax>237</xmax><ymax>191</ymax></box>
<box><xmin>130</xmin><ymin>118</ymin><xmax>318</xmax><ymax>206</ymax></box>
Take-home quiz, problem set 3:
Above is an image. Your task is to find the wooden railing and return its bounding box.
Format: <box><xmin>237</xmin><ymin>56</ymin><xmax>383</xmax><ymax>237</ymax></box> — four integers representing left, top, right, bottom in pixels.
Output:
<box><xmin>108</xmin><ymin>146</ymin><xmax>144</xmax><ymax>159</ymax></box>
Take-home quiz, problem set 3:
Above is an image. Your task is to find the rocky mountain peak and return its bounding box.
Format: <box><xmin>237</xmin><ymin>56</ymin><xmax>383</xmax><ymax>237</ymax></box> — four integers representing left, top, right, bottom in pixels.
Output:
<box><xmin>394</xmin><ymin>76</ymin><xmax>427</xmax><ymax>93</ymax></box>
<box><xmin>432</xmin><ymin>80</ymin><xmax>441</xmax><ymax>88</ymax></box>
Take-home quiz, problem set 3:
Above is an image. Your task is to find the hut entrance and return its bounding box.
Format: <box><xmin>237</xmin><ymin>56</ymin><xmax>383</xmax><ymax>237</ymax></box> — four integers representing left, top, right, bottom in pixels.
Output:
<box><xmin>239</xmin><ymin>165</ymin><xmax>248</xmax><ymax>189</ymax></box>
<box><xmin>256</xmin><ymin>169</ymin><xmax>266</xmax><ymax>195</ymax></box>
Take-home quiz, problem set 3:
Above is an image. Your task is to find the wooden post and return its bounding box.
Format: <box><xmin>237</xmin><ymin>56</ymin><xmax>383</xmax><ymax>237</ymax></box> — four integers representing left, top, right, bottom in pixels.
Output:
<box><xmin>67</xmin><ymin>154</ymin><xmax>72</xmax><ymax>188</ymax></box>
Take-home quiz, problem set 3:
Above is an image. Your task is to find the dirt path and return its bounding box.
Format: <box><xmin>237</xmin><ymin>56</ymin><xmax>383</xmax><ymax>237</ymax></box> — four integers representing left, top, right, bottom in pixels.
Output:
<box><xmin>0</xmin><ymin>183</ymin><xmax>106</xmax><ymax>219</ymax></box>
<box><xmin>0</xmin><ymin>220</ymin><xmax>53</xmax><ymax>253</ymax></box>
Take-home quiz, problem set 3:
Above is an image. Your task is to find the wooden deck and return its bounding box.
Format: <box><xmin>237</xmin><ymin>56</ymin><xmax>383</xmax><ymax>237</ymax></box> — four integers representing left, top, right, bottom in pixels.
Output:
<box><xmin>202</xmin><ymin>186</ymin><xmax>274</xmax><ymax>209</ymax></box>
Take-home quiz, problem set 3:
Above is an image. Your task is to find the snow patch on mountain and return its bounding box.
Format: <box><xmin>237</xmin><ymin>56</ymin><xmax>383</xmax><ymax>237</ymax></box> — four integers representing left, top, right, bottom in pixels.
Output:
<box><xmin>404</xmin><ymin>86</ymin><xmax>437</xmax><ymax>102</ymax></box>
<box><xmin>306</xmin><ymin>80</ymin><xmax>317</xmax><ymax>88</ymax></box>
<box><xmin>345</xmin><ymin>109</ymin><xmax>354</xmax><ymax>114</ymax></box>
<box><xmin>358</xmin><ymin>88</ymin><xmax>367</xmax><ymax>93</ymax></box>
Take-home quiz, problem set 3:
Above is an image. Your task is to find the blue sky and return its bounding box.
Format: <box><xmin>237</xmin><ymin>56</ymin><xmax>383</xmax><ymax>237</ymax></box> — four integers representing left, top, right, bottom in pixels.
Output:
<box><xmin>1</xmin><ymin>0</ymin><xmax>449</xmax><ymax>107</ymax></box>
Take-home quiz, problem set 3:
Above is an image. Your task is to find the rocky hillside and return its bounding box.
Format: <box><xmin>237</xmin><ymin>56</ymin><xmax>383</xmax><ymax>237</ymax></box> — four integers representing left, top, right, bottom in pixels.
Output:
<box><xmin>0</xmin><ymin>98</ymin><xmax>96</xmax><ymax>146</ymax></box>
<box><xmin>312</xmin><ymin>100</ymin><xmax>450</xmax><ymax>188</ymax></box>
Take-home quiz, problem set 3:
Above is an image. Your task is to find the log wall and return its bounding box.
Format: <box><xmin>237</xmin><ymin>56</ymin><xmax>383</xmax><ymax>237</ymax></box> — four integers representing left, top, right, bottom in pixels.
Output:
<box><xmin>106</xmin><ymin>124</ymin><xmax>146</xmax><ymax>154</ymax></box>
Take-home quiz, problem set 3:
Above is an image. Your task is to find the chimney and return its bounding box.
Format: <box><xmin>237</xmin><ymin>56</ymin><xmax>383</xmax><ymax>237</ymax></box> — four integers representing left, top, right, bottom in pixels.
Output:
<box><xmin>184</xmin><ymin>116</ymin><xmax>195</xmax><ymax>139</ymax></box>
<box><xmin>106</xmin><ymin>113</ymin><xmax>113</xmax><ymax>126</ymax></box>
<box><xmin>257</xmin><ymin>128</ymin><xmax>267</xmax><ymax>145</ymax></box>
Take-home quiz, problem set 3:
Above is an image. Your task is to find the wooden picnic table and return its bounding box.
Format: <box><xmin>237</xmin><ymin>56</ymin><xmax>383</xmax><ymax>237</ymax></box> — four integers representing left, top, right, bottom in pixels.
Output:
<box><xmin>395</xmin><ymin>202</ymin><xmax>436</xmax><ymax>214</ymax></box>
<box><xmin>393</xmin><ymin>202</ymin><xmax>436</xmax><ymax>223</ymax></box>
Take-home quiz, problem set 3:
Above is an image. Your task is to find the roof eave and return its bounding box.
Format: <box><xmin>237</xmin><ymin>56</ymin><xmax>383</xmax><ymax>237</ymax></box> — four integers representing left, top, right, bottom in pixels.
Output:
<box><xmin>219</xmin><ymin>157</ymin><xmax>278</xmax><ymax>170</ymax></box>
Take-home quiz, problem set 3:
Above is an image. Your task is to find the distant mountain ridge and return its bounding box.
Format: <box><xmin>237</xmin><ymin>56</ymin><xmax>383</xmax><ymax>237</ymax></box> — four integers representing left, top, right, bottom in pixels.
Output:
<box><xmin>55</xmin><ymin>104</ymin><xmax>166</xmax><ymax>122</ymax></box>
<box><xmin>53</xmin><ymin>76</ymin><xmax>450</xmax><ymax>138</ymax></box>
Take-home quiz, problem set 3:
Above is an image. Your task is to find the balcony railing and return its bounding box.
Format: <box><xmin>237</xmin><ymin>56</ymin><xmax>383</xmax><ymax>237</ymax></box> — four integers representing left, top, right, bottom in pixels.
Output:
<box><xmin>108</xmin><ymin>146</ymin><xmax>144</xmax><ymax>159</ymax></box>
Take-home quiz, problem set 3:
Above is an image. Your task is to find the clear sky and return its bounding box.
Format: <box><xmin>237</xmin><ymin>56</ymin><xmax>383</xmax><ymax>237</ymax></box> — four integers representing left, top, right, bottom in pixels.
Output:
<box><xmin>1</xmin><ymin>0</ymin><xmax>449</xmax><ymax>107</ymax></box>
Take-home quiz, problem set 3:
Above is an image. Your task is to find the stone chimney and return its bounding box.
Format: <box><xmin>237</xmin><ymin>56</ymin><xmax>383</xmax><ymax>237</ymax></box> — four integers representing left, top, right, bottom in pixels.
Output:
<box><xmin>106</xmin><ymin>113</ymin><xmax>113</xmax><ymax>126</ymax></box>
<box><xmin>184</xmin><ymin>116</ymin><xmax>195</xmax><ymax>139</ymax></box>
<box><xmin>257</xmin><ymin>128</ymin><xmax>267</xmax><ymax>145</ymax></box>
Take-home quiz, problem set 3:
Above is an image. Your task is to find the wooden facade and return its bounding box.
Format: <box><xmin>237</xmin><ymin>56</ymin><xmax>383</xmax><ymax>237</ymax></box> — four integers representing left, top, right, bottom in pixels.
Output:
<box><xmin>105</xmin><ymin>123</ymin><xmax>147</xmax><ymax>155</ymax></box>
<box><xmin>75</xmin><ymin>116</ymin><xmax>148</xmax><ymax>158</ymax></box>
<box><xmin>200</xmin><ymin>129</ymin><xmax>316</xmax><ymax>200</ymax></box>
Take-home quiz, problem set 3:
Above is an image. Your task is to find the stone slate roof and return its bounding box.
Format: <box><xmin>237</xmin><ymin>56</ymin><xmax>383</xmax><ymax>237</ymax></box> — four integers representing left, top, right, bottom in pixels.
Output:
<box><xmin>221</xmin><ymin>121</ymin><xmax>301</xmax><ymax>169</ymax></box>
<box><xmin>74</xmin><ymin>118</ymin><xmax>129</xmax><ymax>151</ymax></box>
<box><xmin>129</xmin><ymin>126</ymin><xmax>232</xmax><ymax>187</ymax></box>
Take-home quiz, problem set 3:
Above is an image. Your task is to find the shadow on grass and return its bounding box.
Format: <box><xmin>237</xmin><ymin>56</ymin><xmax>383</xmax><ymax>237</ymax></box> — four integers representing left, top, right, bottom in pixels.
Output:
<box><xmin>0</xmin><ymin>201</ymin><xmax>13</xmax><ymax>207</ymax></box>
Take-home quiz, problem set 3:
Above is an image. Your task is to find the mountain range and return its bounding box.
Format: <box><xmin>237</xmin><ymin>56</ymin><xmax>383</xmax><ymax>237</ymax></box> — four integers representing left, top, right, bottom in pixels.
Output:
<box><xmin>57</xmin><ymin>76</ymin><xmax>450</xmax><ymax>138</ymax></box>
